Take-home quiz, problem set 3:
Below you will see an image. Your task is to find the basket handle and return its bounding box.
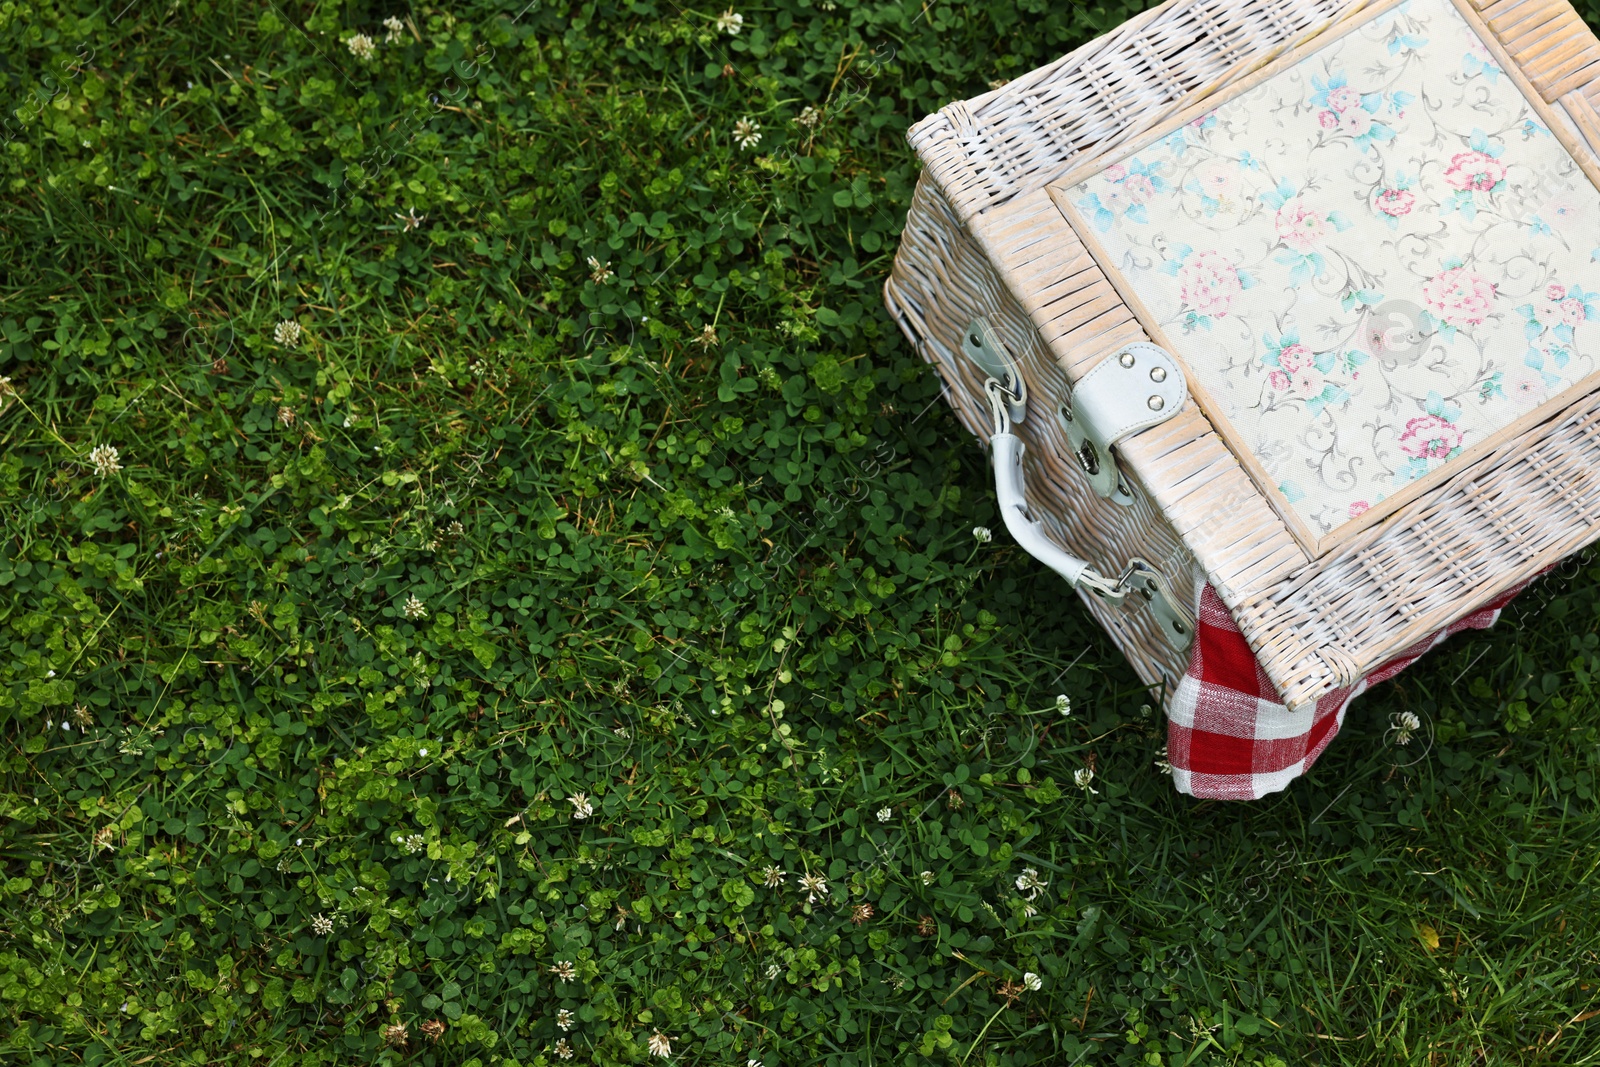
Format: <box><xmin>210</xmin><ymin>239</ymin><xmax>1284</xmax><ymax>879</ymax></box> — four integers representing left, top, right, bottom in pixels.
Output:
<box><xmin>991</xmin><ymin>431</ymin><xmax>1124</xmax><ymax>603</ymax></box>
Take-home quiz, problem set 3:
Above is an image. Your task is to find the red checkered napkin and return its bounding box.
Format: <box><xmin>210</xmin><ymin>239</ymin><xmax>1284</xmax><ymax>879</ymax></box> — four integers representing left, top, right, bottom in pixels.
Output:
<box><xmin>1167</xmin><ymin>583</ymin><xmax>1528</xmax><ymax>800</ymax></box>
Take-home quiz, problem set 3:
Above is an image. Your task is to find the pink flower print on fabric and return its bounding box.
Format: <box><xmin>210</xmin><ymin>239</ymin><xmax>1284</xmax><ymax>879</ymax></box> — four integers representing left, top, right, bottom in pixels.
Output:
<box><xmin>1275</xmin><ymin>343</ymin><xmax>1313</xmax><ymax>375</ymax></box>
<box><xmin>1290</xmin><ymin>366</ymin><xmax>1326</xmax><ymax>397</ymax></box>
<box><xmin>1123</xmin><ymin>173</ymin><xmax>1157</xmax><ymax>204</ymax></box>
<box><xmin>1267</xmin><ymin>370</ymin><xmax>1291</xmax><ymax>391</ymax></box>
<box><xmin>1560</xmin><ymin>298</ymin><xmax>1588</xmax><ymax>327</ymax></box>
<box><xmin>1348</xmin><ymin>501</ymin><xmax>1371</xmax><ymax>518</ymax></box>
<box><xmin>1375</xmin><ymin>188</ymin><xmax>1416</xmax><ymax>217</ymax></box>
<box><xmin>1179</xmin><ymin>252</ymin><xmax>1244</xmax><ymax>319</ymax></box>
<box><xmin>1103</xmin><ymin>163</ymin><xmax>1127</xmax><ymax>182</ymax></box>
<box><xmin>1326</xmin><ymin>86</ymin><xmax>1363</xmax><ymax>113</ymax></box>
<box><xmin>1547</xmin><ymin>283</ymin><xmax>1568</xmax><ymax>302</ymax></box>
<box><xmin>1275</xmin><ymin>202</ymin><xmax>1331</xmax><ymax>252</ymax></box>
<box><xmin>1444</xmin><ymin>150</ymin><xmax>1506</xmax><ymax>192</ymax></box>
<box><xmin>1398</xmin><ymin>414</ymin><xmax>1464</xmax><ymax>459</ymax></box>
<box><xmin>1317</xmin><ymin>110</ymin><xmax>1339</xmax><ymax>130</ymax></box>
<box><xmin>1195</xmin><ymin>160</ymin><xmax>1235</xmax><ymax>198</ymax></box>
<box><xmin>1422</xmin><ymin>266</ymin><xmax>1496</xmax><ymax>327</ymax></box>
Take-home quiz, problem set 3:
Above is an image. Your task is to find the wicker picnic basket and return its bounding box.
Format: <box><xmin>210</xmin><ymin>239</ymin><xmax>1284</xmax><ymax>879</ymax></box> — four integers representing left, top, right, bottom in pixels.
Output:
<box><xmin>886</xmin><ymin>0</ymin><xmax>1600</xmax><ymax>750</ymax></box>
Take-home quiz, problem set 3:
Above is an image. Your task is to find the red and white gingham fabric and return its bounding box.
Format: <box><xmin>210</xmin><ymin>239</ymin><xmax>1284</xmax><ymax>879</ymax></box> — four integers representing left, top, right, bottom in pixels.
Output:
<box><xmin>1168</xmin><ymin>582</ymin><xmax>1530</xmax><ymax>800</ymax></box>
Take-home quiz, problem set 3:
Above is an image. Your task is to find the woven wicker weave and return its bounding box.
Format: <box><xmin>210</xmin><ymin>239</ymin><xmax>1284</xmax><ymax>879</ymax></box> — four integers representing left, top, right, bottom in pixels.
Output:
<box><xmin>887</xmin><ymin>0</ymin><xmax>1600</xmax><ymax>710</ymax></box>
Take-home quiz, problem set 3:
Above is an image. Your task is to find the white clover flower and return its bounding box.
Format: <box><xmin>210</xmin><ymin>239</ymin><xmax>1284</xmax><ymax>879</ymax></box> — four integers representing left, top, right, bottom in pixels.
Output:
<box><xmin>397</xmin><ymin>832</ymin><xmax>426</xmax><ymax>854</ymax></box>
<box><xmin>383</xmin><ymin>15</ymin><xmax>406</xmax><ymax>42</ymax></box>
<box><xmin>403</xmin><ymin>594</ymin><xmax>427</xmax><ymax>620</ymax></box>
<box><xmin>1056</xmin><ymin>694</ymin><xmax>1071</xmax><ymax>716</ymax></box>
<box><xmin>1022</xmin><ymin>901</ymin><xmax>1038</xmax><ymax>918</ymax></box>
<box><xmin>395</xmin><ymin>207</ymin><xmax>426</xmax><ymax>232</ymax></box>
<box><xmin>1391</xmin><ymin>710</ymin><xmax>1421</xmax><ymax>746</ymax></box>
<box><xmin>311</xmin><ymin>914</ymin><xmax>334</xmax><ymax>936</ymax></box>
<box><xmin>648</xmin><ymin>1030</ymin><xmax>673</xmax><ymax>1057</ymax></box>
<box><xmin>556</xmin><ymin>1008</ymin><xmax>575</xmax><ymax>1031</ymax></box>
<box><xmin>88</xmin><ymin>444</ymin><xmax>122</xmax><ymax>476</ymax></box>
<box><xmin>733</xmin><ymin>117</ymin><xmax>762</xmax><ymax>150</ymax></box>
<box><xmin>277</xmin><ymin>406</ymin><xmax>295</xmax><ymax>426</ymax></box>
<box><xmin>920</xmin><ymin>870</ymin><xmax>934</xmax><ymax>886</ymax></box>
<box><xmin>765</xmin><ymin>963</ymin><xmax>781</xmax><ymax>979</ymax></box>
<box><xmin>761</xmin><ymin>865</ymin><xmax>786</xmax><ymax>887</ymax></box>
<box><xmin>553</xmin><ymin>1038</ymin><xmax>574</xmax><ymax>1060</ymax></box>
<box><xmin>568</xmin><ymin>792</ymin><xmax>594</xmax><ymax>819</ymax></box>
<box><xmin>798</xmin><ymin>872</ymin><xmax>829</xmax><ymax>903</ymax></box>
<box><xmin>550</xmin><ymin>960</ymin><xmax>577</xmax><ymax>980</ymax></box>
<box><xmin>274</xmin><ymin>320</ymin><xmax>302</xmax><ymax>347</ymax></box>
<box><xmin>614</xmin><ymin>725</ymin><xmax>631</xmax><ymax>738</ymax></box>
<box><xmin>586</xmin><ymin>255</ymin><xmax>615</xmax><ymax>284</ymax></box>
<box><xmin>1023</xmin><ymin>972</ymin><xmax>1042</xmax><ymax>991</ymax></box>
<box><xmin>1074</xmin><ymin>766</ymin><xmax>1098</xmax><ymax>794</ymax></box>
<box><xmin>692</xmin><ymin>324</ymin><xmax>719</xmax><ymax>348</ymax></box>
<box><xmin>795</xmin><ymin>105</ymin><xmax>820</xmax><ymax>129</ymax></box>
<box><xmin>748</xmin><ymin>1060</ymin><xmax>764</xmax><ymax>1067</ymax></box>
<box><xmin>876</xmin><ymin>807</ymin><xmax>892</xmax><ymax>822</ymax></box>
<box><xmin>715</xmin><ymin>9</ymin><xmax>744</xmax><ymax>34</ymax></box>
<box><xmin>1015</xmin><ymin>867</ymin><xmax>1048</xmax><ymax>900</ymax></box>
<box><xmin>346</xmin><ymin>33</ymin><xmax>376</xmax><ymax>61</ymax></box>
<box><xmin>0</xmin><ymin>376</ymin><xmax>15</xmax><ymax>407</ymax></box>
<box><xmin>973</xmin><ymin>525</ymin><xmax>993</xmax><ymax>543</ymax></box>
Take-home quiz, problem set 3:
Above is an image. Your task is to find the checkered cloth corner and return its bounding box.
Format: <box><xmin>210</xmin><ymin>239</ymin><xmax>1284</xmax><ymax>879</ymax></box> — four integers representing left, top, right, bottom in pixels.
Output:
<box><xmin>1167</xmin><ymin>581</ymin><xmax>1531</xmax><ymax>800</ymax></box>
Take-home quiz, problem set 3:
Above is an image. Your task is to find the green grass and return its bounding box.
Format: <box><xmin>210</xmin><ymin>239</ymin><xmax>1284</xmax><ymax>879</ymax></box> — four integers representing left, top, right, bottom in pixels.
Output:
<box><xmin>2</xmin><ymin>0</ymin><xmax>1600</xmax><ymax>1064</ymax></box>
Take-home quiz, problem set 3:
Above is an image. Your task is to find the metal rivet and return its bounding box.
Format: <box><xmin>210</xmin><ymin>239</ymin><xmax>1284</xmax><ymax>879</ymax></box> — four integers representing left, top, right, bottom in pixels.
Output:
<box><xmin>969</xmin><ymin>333</ymin><xmax>981</xmax><ymax>346</ymax></box>
<box><xmin>1119</xmin><ymin>352</ymin><xmax>1136</xmax><ymax>368</ymax></box>
<box><xmin>1147</xmin><ymin>395</ymin><xmax>1164</xmax><ymax>411</ymax></box>
<box><xmin>1150</xmin><ymin>367</ymin><xmax>1167</xmax><ymax>383</ymax></box>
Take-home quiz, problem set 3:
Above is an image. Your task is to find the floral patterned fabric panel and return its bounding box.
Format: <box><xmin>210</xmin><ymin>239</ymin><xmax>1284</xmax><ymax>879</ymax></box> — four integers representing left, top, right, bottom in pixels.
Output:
<box><xmin>1065</xmin><ymin>0</ymin><xmax>1600</xmax><ymax>542</ymax></box>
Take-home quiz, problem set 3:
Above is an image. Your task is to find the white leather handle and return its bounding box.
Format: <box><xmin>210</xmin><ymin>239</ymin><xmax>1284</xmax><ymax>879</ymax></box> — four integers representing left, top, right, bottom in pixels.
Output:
<box><xmin>991</xmin><ymin>432</ymin><xmax>1095</xmax><ymax>590</ymax></box>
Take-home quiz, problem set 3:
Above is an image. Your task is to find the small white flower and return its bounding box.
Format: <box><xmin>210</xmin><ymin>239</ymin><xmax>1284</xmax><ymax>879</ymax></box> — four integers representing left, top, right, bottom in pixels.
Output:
<box><xmin>733</xmin><ymin>117</ymin><xmax>762</xmax><ymax>150</ymax></box>
<box><xmin>398</xmin><ymin>833</ymin><xmax>426</xmax><ymax>854</ymax></box>
<box><xmin>1056</xmin><ymin>694</ymin><xmax>1071</xmax><ymax>716</ymax></box>
<box><xmin>1023</xmin><ymin>971</ymin><xmax>1042</xmax><ymax>991</ymax></box>
<box><xmin>553</xmin><ymin>1038</ymin><xmax>574</xmax><ymax>1060</ymax></box>
<box><xmin>311</xmin><ymin>914</ymin><xmax>334</xmax><ymax>936</ymax></box>
<box><xmin>383</xmin><ymin>15</ymin><xmax>406</xmax><ymax>42</ymax></box>
<box><xmin>715</xmin><ymin>9</ymin><xmax>744</xmax><ymax>34</ymax></box>
<box><xmin>1074</xmin><ymin>767</ymin><xmax>1098</xmax><ymax>794</ymax></box>
<box><xmin>692</xmin><ymin>324</ymin><xmax>719</xmax><ymax>348</ymax></box>
<box><xmin>556</xmin><ymin>1008</ymin><xmax>575</xmax><ymax>1031</ymax></box>
<box><xmin>277</xmin><ymin>406</ymin><xmax>295</xmax><ymax>426</ymax></box>
<box><xmin>273</xmin><ymin>320</ymin><xmax>302</xmax><ymax>347</ymax></box>
<box><xmin>395</xmin><ymin>207</ymin><xmax>427</xmax><ymax>232</ymax></box>
<box><xmin>1022</xmin><ymin>901</ymin><xmax>1038</xmax><ymax>918</ymax></box>
<box><xmin>1015</xmin><ymin>867</ymin><xmax>1048</xmax><ymax>899</ymax></box>
<box><xmin>418</xmin><ymin>748</ymin><xmax>428</xmax><ymax>757</ymax></box>
<box><xmin>648</xmin><ymin>1030</ymin><xmax>673</xmax><ymax>1058</ymax></box>
<box><xmin>1391</xmin><ymin>710</ymin><xmax>1421</xmax><ymax>746</ymax></box>
<box><xmin>748</xmin><ymin>1060</ymin><xmax>764</xmax><ymax>1067</ymax></box>
<box><xmin>920</xmin><ymin>870</ymin><xmax>934</xmax><ymax>886</ymax></box>
<box><xmin>89</xmin><ymin>444</ymin><xmax>122</xmax><ymax>476</ymax></box>
<box><xmin>795</xmin><ymin>105</ymin><xmax>820</xmax><ymax>129</ymax></box>
<box><xmin>798</xmin><ymin>872</ymin><xmax>829</xmax><ymax>903</ymax></box>
<box><xmin>346</xmin><ymin>33</ymin><xmax>376</xmax><ymax>61</ymax></box>
<box><xmin>876</xmin><ymin>807</ymin><xmax>893</xmax><ymax>822</ymax></box>
<box><xmin>568</xmin><ymin>793</ymin><xmax>594</xmax><ymax>819</ymax></box>
<box><xmin>586</xmin><ymin>255</ymin><xmax>615</xmax><ymax>284</ymax></box>
<box><xmin>403</xmin><ymin>594</ymin><xmax>427</xmax><ymax>620</ymax></box>
<box><xmin>765</xmin><ymin>963</ymin><xmax>781</xmax><ymax>979</ymax></box>
<box><xmin>761</xmin><ymin>865</ymin><xmax>786</xmax><ymax>887</ymax></box>
<box><xmin>613</xmin><ymin>725</ymin><xmax>631</xmax><ymax>738</ymax></box>
<box><xmin>973</xmin><ymin>525</ymin><xmax>992</xmax><ymax>543</ymax></box>
<box><xmin>550</xmin><ymin>960</ymin><xmax>577</xmax><ymax>980</ymax></box>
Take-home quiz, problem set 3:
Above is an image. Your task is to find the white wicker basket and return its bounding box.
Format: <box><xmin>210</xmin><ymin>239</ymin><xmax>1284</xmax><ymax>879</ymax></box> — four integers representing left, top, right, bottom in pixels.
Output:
<box><xmin>888</xmin><ymin>0</ymin><xmax>1600</xmax><ymax>711</ymax></box>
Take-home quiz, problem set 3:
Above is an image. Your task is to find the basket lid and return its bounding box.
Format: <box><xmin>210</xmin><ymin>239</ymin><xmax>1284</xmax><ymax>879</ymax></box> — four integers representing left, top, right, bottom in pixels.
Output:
<box><xmin>1049</xmin><ymin>0</ymin><xmax>1600</xmax><ymax>555</ymax></box>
